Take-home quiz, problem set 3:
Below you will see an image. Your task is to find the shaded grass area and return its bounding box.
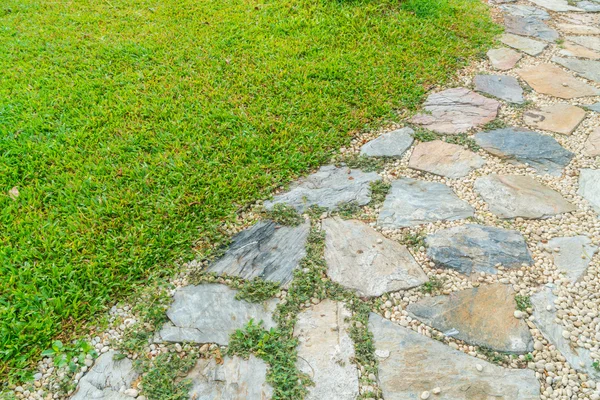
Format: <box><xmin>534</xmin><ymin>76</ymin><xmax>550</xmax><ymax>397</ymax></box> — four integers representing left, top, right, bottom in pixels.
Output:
<box><xmin>0</xmin><ymin>0</ymin><xmax>498</xmax><ymax>381</ymax></box>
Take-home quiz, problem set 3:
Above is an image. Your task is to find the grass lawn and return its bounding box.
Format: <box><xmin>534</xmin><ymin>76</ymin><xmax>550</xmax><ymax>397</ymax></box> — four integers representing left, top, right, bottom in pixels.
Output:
<box><xmin>0</xmin><ymin>0</ymin><xmax>498</xmax><ymax>382</ymax></box>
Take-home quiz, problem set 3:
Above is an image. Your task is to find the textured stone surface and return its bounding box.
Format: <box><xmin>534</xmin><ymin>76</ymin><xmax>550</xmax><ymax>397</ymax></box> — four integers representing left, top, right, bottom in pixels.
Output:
<box><xmin>425</xmin><ymin>224</ymin><xmax>532</xmax><ymax>275</ymax></box>
<box><xmin>557</xmin><ymin>23</ymin><xmax>600</xmax><ymax>34</ymax></box>
<box><xmin>501</xmin><ymin>4</ymin><xmax>551</xmax><ymax>19</ymax></box>
<box><xmin>552</xmin><ymin>57</ymin><xmax>600</xmax><ymax>83</ymax></box>
<box><xmin>475</xmin><ymin>128</ymin><xmax>574</xmax><ymax>175</ymax></box>
<box><xmin>264</xmin><ymin>165</ymin><xmax>381</xmax><ymax>213</ymax></box>
<box><xmin>558</xmin><ymin>41</ymin><xmax>600</xmax><ymax>59</ymax></box>
<box><xmin>523</xmin><ymin>104</ymin><xmax>586</xmax><ymax>135</ymax></box>
<box><xmin>504</xmin><ymin>14</ymin><xmax>559</xmax><ymax>42</ymax></box>
<box><xmin>377</xmin><ymin>178</ymin><xmax>474</xmax><ymax>228</ymax></box>
<box><xmin>474</xmin><ymin>74</ymin><xmax>524</xmax><ymax>104</ymax></box>
<box><xmin>360</xmin><ymin>127</ymin><xmax>414</xmax><ymax>158</ymax></box>
<box><xmin>157</xmin><ymin>284</ymin><xmax>279</xmax><ymax>345</ymax></box>
<box><xmin>295</xmin><ymin>300</ymin><xmax>359</xmax><ymax>400</ymax></box>
<box><xmin>585</xmin><ymin>103</ymin><xmax>600</xmax><ymax>112</ymax></box>
<box><xmin>487</xmin><ymin>48</ymin><xmax>523</xmax><ymax>70</ymax></box>
<box><xmin>517</xmin><ymin>64</ymin><xmax>600</xmax><ymax>99</ymax></box>
<box><xmin>500</xmin><ymin>33</ymin><xmax>548</xmax><ymax>56</ymax></box>
<box><xmin>409</xmin><ymin>87</ymin><xmax>499</xmax><ymax>134</ymax></box>
<box><xmin>579</xmin><ymin>169</ymin><xmax>600</xmax><ymax>213</ymax></box>
<box><xmin>475</xmin><ymin>175</ymin><xmax>575</xmax><ymax>219</ymax></box>
<box><xmin>408</xmin><ymin>140</ymin><xmax>485</xmax><ymax>178</ymax></box>
<box><xmin>546</xmin><ymin>236</ymin><xmax>598</xmax><ymax>282</ymax></box>
<box><xmin>532</xmin><ymin>287</ymin><xmax>600</xmax><ymax>380</ymax></box>
<box><xmin>72</xmin><ymin>351</ymin><xmax>139</xmax><ymax>400</ymax></box>
<box><xmin>369</xmin><ymin>313</ymin><xmax>541</xmax><ymax>400</ymax></box>
<box><xmin>527</xmin><ymin>0</ymin><xmax>582</xmax><ymax>11</ymax></box>
<box><xmin>584</xmin><ymin>128</ymin><xmax>600</xmax><ymax>156</ymax></box>
<box><xmin>560</xmin><ymin>12</ymin><xmax>600</xmax><ymax>25</ymax></box>
<box><xmin>208</xmin><ymin>220</ymin><xmax>309</xmax><ymax>286</ymax></box>
<box><xmin>567</xmin><ymin>35</ymin><xmax>600</xmax><ymax>52</ymax></box>
<box><xmin>323</xmin><ymin>217</ymin><xmax>427</xmax><ymax>297</ymax></box>
<box><xmin>408</xmin><ymin>284</ymin><xmax>533</xmax><ymax>353</ymax></box>
<box><xmin>186</xmin><ymin>355</ymin><xmax>273</xmax><ymax>400</ymax></box>
<box><xmin>578</xmin><ymin>1</ymin><xmax>600</xmax><ymax>11</ymax></box>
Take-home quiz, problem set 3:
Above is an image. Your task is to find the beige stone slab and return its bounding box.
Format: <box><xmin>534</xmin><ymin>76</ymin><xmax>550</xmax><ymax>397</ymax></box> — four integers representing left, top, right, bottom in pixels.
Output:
<box><xmin>557</xmin><ymin>23</ymin><xmax>600</xmax><ymax>35</ymax></box>
<box><xmin>487</xmin><ymin>47</ymin><xmax>522</xmax><ymax>70</ymax></box>
<box><xmin>523</xmin><ymin>104</ymin><xmax>586</xmax><ymax>134</ymax></box>
<box><xmin>584</xmin><ymin>128</ymin><xmax>600</xmax><ymax>157</ymax></box>
<box><xmin>517</xmin><ymin>64</ymin><xmax>600</xmax><ymax>99</ymax></box>
<box><xmin>409</xmin><ymin>140</ymin><xmax>485</xmax><ymax>178</ymax></box>
<box><xmin>558</xmin><ymin>41</ymin><xmax>600</xmax><ymax>60</ymax></box>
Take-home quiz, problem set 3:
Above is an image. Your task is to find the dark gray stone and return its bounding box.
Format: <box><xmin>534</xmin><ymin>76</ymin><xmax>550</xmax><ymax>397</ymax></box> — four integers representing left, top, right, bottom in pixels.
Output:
<box><xmin>552</xmin><ymin>57</ymin><xmax>600</xmax><ymax>83</ymax></box>
<box><xmin>474</xmin><ymin>128</ymin><xmax>574</xmax><ymax>176</ymax></box>
<box><xmin>474</xmin><ymin>74</ymin><xmax>524</xmax><ymax>104</ymax></box>
<box><xmin>585</xmin><ymin>103</ymin><xmax>600</xmax><ymax>112</ymax></box>
<box><xmin>425</xmin><ymin>224</ymin><xmax>533</xmax><ymax>275</ymax></box>
<box><xmin>360</xmin><ymin>127</ymin><xmax>414</xmax><ymax>158</ymax></box>
<box><xmin>72</xmin><ymin>351</ymin><xmax>139</xmax><ymax>400</ymax></box>
<box><xmin>504</xmin><ymin>15</ymin><xmax>559</xmax><ymax>42</ymax></box>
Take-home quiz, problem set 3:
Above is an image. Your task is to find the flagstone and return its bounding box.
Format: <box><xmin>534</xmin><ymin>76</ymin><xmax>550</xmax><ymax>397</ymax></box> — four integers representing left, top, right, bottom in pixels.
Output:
<box><xmin>504</xmin><ymin>15</ymin><xmax>559</xmax><ymax>42</ymax></box>
<box><xmin>546</xmin><ymin>236</ymin><xmax>598</xmax><ymax>282</ymax></box>
<box><xmin>517</xmin><ymin>64</ymin><xmax>600</xmax><ymax>99</ymax></box>
<box><xmin>523</xmin><ymin>104</ymin><xmax>586</xmax><ymax>135</ymax></box>
<box><xmin>578</xmin><ymin>169</ymin><xmax>600</xmax><ymax>213</ymax></box>
<box><xmin>474</xmin><ymin>74</ymin><xmax>524</xmax><ymax>104</ymax></box>
<box><xmin>552</xmin><ymin>57</ymin><xmax>600</xmax><ymax>83</ymax></box>
<box><xmin>558</xmin><ymin>41</ymin><xmax>600</xmax><ymax>60</ymax></box>
<box><xmin>487</xmin><ymin>48</ymin><xmax>523</xmax><ymax>70</ymax></box>
<box><xmin>360</xmin><ymin>127</ymin><xmax>414</xmax><ymax>158</ymax></box>
<box><xmin>584</xmin><ymin>128</ymin><xmax>600</xmax><ymax>156</ymax></box>
<box><xmin>408</xmin><ymin>140</ymin><xmax>485</xmax><ymax>178</ymax></box>
<box><xmin>501</xmin><ymin>33</ymin><xmax>548</xmax><ymax>56</ymax></box>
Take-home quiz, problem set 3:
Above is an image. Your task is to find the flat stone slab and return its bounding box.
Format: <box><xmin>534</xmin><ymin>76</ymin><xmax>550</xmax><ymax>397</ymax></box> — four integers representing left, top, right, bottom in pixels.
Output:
<box><xmin>584</xmin><ymin>128</ymin><xmax>600</xmax><ymax>156</ymax></box>
<box><xmin>558</xmin><ymin>41</ymin><xmax>600</xmax><ymax>60</ymax></box>
<box><xmin>474</xmin><ymin>128</ymin><xmax>574</xmax><ymax>176</ymax></box>
<box><xmin>474</xmin><ymin>175</ymin><xmax>575</xmax><ymax>219</ymax></box>
<box><xmin>557</xmin><ymin>23</ymin><xmax>600</xmax><ymax>34</ymax></box>
<box><xmin>501</xmin><ymin>33</ymin><xmax>548</xmax><ymax>56</ymax></box>
<box><xmin>546</xmin><ymin>236</ymin><xmax>598</xmax><ymax>282</ymax></box>
<box><xmin>410</xmin><ymin>87</ymin><xmax>499</xmax><ymax>134</ymax></box>
<box><xmin>585</xmin><ymin>103</ymin><xmax>600</xmax><ymax>113</ymax></box>
<box><xmin>426</xmin><ymin>224</ymin><xmax>532</xmax><ymax>275</ymax></box>
<box><xmin>567</xmin><ymin>35</ymin><xmax>600</xmax><ymax>52</ymax></box>
<box><xmin>487</xmin><ymin>48</ymin><xmax>522</xmax><ymax>70</ymax></box>
<box><xmin>208</xmin><ymin>220</ymin><xmax>310</xmax><ymax>287</ymax></box>
<box><xmin>527</xmin><ymin>0</ymin><xmax>582</xmax><ymax>11</ymax></box>
<box><xmin>579</xmin><ymin>169</ymin><xmax>600</xmax><ymax>213</ymax></box>
<box><xmin>323</xmin><ymin>217</ymin><xmax>427</xmax><ymax>297</ymax></box>
<box><xmin>408</xmin><ymin>284</ymin><xmax>533</xmax><ymax>353</ymax></box>
<box><xmin>560</xmin><ymin>12</ymin><xmax>600</xmax><ymax>24</ymax></box>
<box><xmin>517</xmin><ymin>64</ymin><xmax>600</xmax><ymax>99</ymax></box>
<box><xmin>523</xmin><ymin>104</ymin><xmax>586</xmax><ymax>135</ymax></box>
<box><xmin>377</xmin><ymin>178</ymin><xmax>474</xmax><ymax>228</ymax></box>
<box><xmin>369</xmin><ymin>313</ymin><xmax>540</xmax><ymax>400</ymax></box>
<box><xmin>360</xmin><ymin>127</ymin><xmax>414</xmax><ymax>158</ymax></box>
<box><xmin>552</xmin><ymin>57</ymin><xmax>600</xmax><ymax>83</ymax></box>
<box><xmin>474</xmin><ymin>74</ymin><xmax>524</xmax><ymax>104</ymax></box>
<box><xmin>501</xmin><ymin>4</ymin><xmax>551</xmax><ymax>19</ymax></box>
<box><xmin>504</xmin><ymin>15</ymin><xmax>559</xmax><ymax>42</ymax></box>
<box><xmin>186</xmin><ymin>355</ymin><xmax>273</xmax><ymax>399</ymax></box>
<box><xmin>265</xmin><ymin>165</ymin><xmax>381</xmax><ymax>213</ymax></box>
<box><xmin>532</xmin><ymin>287</ymin><xmax>600</xmax><ymax>380</ymax></box>
<box><xmin>157</xmin><ymin>284</ymin><xmax>279</xmax><ymax>345</ymax></box>
<box><xmin>578</xmin><ymin>1</ymin><xmax>600</xmax><ymax>11</ymax></box>
<box><xmin>408</xmin><ymin>140</ymin><xmax>485</xmax><ymax>178</ymax></box>
<box><xmin>72</xmin><ymin>351</ymin><xmax>139</xmax><ymax>400</ymax></box>
<box><xmin>294</xmin><ymin>300</ymin><xmax>359</xmax><ymax>400</ymax></box>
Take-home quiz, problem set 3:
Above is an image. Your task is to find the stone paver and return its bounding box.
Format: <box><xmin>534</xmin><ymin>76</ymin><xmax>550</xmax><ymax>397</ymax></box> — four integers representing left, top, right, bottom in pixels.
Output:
<box><xmin>72</xmin><ymin>351</ymin><xmax>139</xmax><ymax>400</ymax></box>
<box><xmin>265</xmin><ymin>165</ymin><xmax>381</xmax><ymax>213</ymax></box>
<box><xmin>408</xmin><ymin>284</ymin><xmax>533</xmax><ymax>353</ymax></box>
<box><xmin>474</xmin><ymin>74</ymin><xmax>524</xmax><ymax>104</ymax></box>
<box><xmin>523</xmin><ymin>104</ymin><xmax>586</xmax><ymax>135</ymax></box>
<box><xmin>558</xmin><ymin>41</ymin><xmax>600</xmax><ymax>59</ymax></box>
<box><xmin>578</xmin><ymin>169</ymin><xmax>600</xmax><ymax>213</ymax></box>
<box><xmin>369</xmin><ymin>313</ymin><xmax>540</xmax><ymax>399</ymax></box>
<box><xmin>546</xmin><ymin>236</ymin><xmax>598</xmax><ymax>282</ymax></box>
<box><xmin>475</xmin><ymin>175</ymin><xmax>575</xmax><ymax>219</ymax></box>
<box><xmin>410</xmin><ymin>87</ymin><xmax>499</xmax><ymax>134</ymax></box>
<box><xmin>567</xmin><ymin>35</ymin><xmax>600</xmax><ymax>52</ymax></box>
<box><xmin>408</xmin><ymin>140</ymin><xmax>485</xmax><ymax>178</ymax></box>
<box><xmin>584</xmin><ymin>128</ymin><xmax>600</xmax><ymax>156</ymax></box>
<box><xmin>552</xmin><ymin>57</ymin><xmax>600</xmax><ymax>83</ymax></box>
<box><xmin>517</xmin><ymin>64</ymin><xmax>600</xmax><ymax>99</ymax></box>
<box><xmin>377</xmin><ymin>177</ymin><xmax>474</xmax><ymax>228</ymax></box>
<box><xmin>323</xmin><ymin>217</ymin><xmax>427</xmax><ymax>297</ymax></box>
<box><xmin>504</xmin><ymin>14</ymin><xmax>559</xmax><ymax>42</ymax></box>
<box><xmin>578</xmin><ymin>1</ymin><xmax>600</xmax><ymax>11</ymax></box>
<box><xmin>557</xmin><ymin>23</ymin><xmax>600</xmax><ymax>34</ymax></box>
<box><xmin>527</xmin><ymin>0</ymin><xmax>582</xmax><ymax>11</ymax></box>
<box><xmin>157</xmin><ymin>284</ymin><xmax>279</xmax><ymax>345</ymax></box>
<box><xmin>585</xmin><ymin>103</ymin><xmax>600</xmax><ymax>112</ymax></box>
<box><xmin>500</xmin><ymin>33</ymin><xmax>548</xmax><ymax>56</ymax></box>
<box><xmin>487</xmin><ymin>47</ymin><xmax>523</xmax><ymax>70</ymax></box>
<box><xmin>294</xmin><ymin>300</ymin><xmax>359</xmax><ymax>400</ymax></box>
<box><xmin>360</xmin><ymin>127</ymin><xmax>414</xmax><ymax>158</ymax></box>
<box><xmin>501</xmin><ymin>4</ymin><xmax>550</xmax><ymax>19</ymax></box>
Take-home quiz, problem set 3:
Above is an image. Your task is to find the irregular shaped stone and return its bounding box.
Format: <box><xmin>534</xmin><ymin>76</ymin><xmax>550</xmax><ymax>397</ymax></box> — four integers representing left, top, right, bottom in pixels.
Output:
<box><xmin>408</xmin><ymin>284</ymin><xmax>533</xmax><ymax>353</ymax></box>
<box><xmin>377</xmin><ymin>178</ymin><xmax>474</xmax><ymax>228</ymax></box>
<box><xmin>585</xmin><ymin>102</ymin><xmax>600</xmax><ymax>112</ymax></box>
<box><xmin>532</xmin><ymin>287</ymin><xmax>600</xmax><ymax>380</ymax></box>
<box><xmin>552</xmin><ymin>57</ymin><xmax>600</xmax><ymax>83</ymax></box>
<box><xmin>501</xmin><ymin>33</ymin><xmax>548</xmax><ymax>56</ymax></box>
<box><xmin>523</xmin><ymin>104</ymin><xmax>586</xmax><ymax>135</ymax></box>
<box><xmin>208</xmin><ymin>220</ymin><xmax>309</xmax><ymax>286</ymax></box>
<box><xmin>487</xmin><ymin>48</ymin><xmax>523</xmax><ymax>70</ymax></box>
<box><xmin>264</xmin><ymin>165</ymin><xmax>381</xmax><ymax>213</ymax></box>
<box><xmin>546</xmin><ymin>236</ymin><xmax>598</xmax><ymax>282</ymax></box>
<box><xmin>408</xmin><ymin>140</ymin><xmax>485</xmax><ymax>178</ymax></box>
<box><xmin>72</xmin><ymin>351</ymin><xmax>139</xmax><ymax>400</ymax></box>
<box><xmin>369</xmin><ymin>313</ymin><xmax>541</xmax><ymax>400</ymax></box>
<box><xmin>557</xmin><ymin>23</ymin><xmax>600</xmax><ymax>34</ymax></box>
<box><xmin>577</xmin><ymin>1</ymin><xmax>600</xmax><ymax>11</ymax></box>
<box><xmin>425</xmin><ymin>224</ymin><xmax>532</xmax><ymax>275</ymax></box>
<box><xmin>409</xmin><ymin>88</ymin><xmax>499</xmax><ymax>134</ymax></box>
<box><xmin>501</xmin><ymin>4</ymin><xmax>551</xmax><ymax>19</ymax></box>
<box><xmin>584</xmin><ymin>128</ymin><xmax>600</xmax><ymax>156</ymax></box>
<box><xmin>323</xmin><ymin>217</ymin><xmax>427</xmax><ymax>297</ymax></box>
<box><xmin>578</xmin><ymin>169</ymin><xmax>600</xmax><ymax>213</ymax></box>
<box><xmin>474</xmin><ymin>175</ymin><xmax>575</xmax><ymax>219</ymax></box>
<box><xmin>517</xmin><ymin>64</ymin><xmax>600</xmax><ymax>99</ymax></box>
<box><xmin>474</xmin><ymin>128</ymin><xmax>574</xmax><ymax>175</ymax></box>
<box><xmin>567</xmin><ymin>35</ymin><xmax>600</xmax><ymax>52</ymax></box>
<box><xmin>157</xmin><ymin>284</ymin><xmax>279</xmax><ymax>345</ymax></box>
<box><xmin>474</xmin><ymin>74</ymin><xmax>524</xmax><ymax>104</ymax></box>
<box><xmin>360</xmin><ymin>127</ymin><xmax>414</xmax><ymax>158</ymax></box>
<box><xmin>295</xmin><ymin>300</ymin><xmax>359</xmax><ymax>400</ymax></box>
<box><xmin>504</xmin><ymin>15</ymin><xmax>559</xmax><ymax>42</ymax></box>
<box><xmin>527</xmin><ymin>0</ymin><xmax>582</xmax><ymax>11</ymax></box>
<box><xmin>186</xmin><ymin>355</ymin><xmax>273</xmax><ymax>399</ymax></box>
<box><xmin>558</xmin><ymin>41</ymin><xmax>600</xmax><ymax>60</ymax></box>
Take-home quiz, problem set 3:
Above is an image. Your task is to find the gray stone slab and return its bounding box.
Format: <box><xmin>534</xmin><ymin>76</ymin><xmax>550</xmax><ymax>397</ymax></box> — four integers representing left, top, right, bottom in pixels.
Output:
<box><xmin>585</xmin><ymin>103</ymin><xmax>600</xmax><ymax>112</ymax></box>
<box><xmin>186</xmin><ymin>355</ymin><xmax>273</xmax><ymax>399</ymax></box>
<box><xmin>323</xmin><ymin>217</ymin><xmax>427</xmax><ymax>297</ymax></box>
<box><xmin>546</xmin><ymin>236</ymin><xmax>598</xmax><ymax>282</ymax></box>
<box><xmin>377</xmin><ymin>178</ymin><xmax>474</xmax><ymax>228</ymax></box>
<box><xmin>360</xmin><ymin>127</ymin><xmax>414</xmax><ymax>158</ymax></box>
<box><xmin>487</xmin><ymin>48</ymin><xmax>523</xmax><ymax>71</ymax></box>
<box><xmin>369</xmin><ymin>313</ymin><xmax>541</xmax><ymax>400</ymax></box>
<box><xmin>425</xmin><ymin>224</ymin><xmax>532</xmax><ymax>275</ymax></box>
<box><xmin>474</xmin><ymin>74</ymin><xmax>524</xmax><ymax>104</ymax></box>
<box><xmin>208</xmin><ymin>220</ymin><xmax>309</xmax><ymax>287</ymax></box>
<box><xmin>527</xmin><ymin>0</ymin><xmax>582</xmax><ymax>11</ymax></box>
<box><xmin>72</xmin><ymin>351</ymin><xmax>138</xmax><ymax>400</ymax></box>
<box><xmin>504</xmin><ymin>15</ymin><xmax>559</xmax><ymax>42</ymax></box>
<box><xmin>408</xmin><ymin>140</ymin><xmax>485</xmax><ymax>178</ymax></box>
<box><xmin>552</xmin><ymin>57</ymin><xmax>600</xmax><ymax>83</ymax></box>
<box><xmin>500</xmin><ymin>33</ymin><xmax>548</xmax><ymax>56</ymax></box>
<box><xmin>474</xmin><ymin>175</ymin><xmax>575</xmax><ymax>219</ymax></box>
<box><xmin>567</xmin><ymin>35</ymin><xmax>600</xmax><ymax>52</ymax></box>
<box><xmin>579</xmin><ymin>169</ymin><xmax>600</xmax><ymax>213</ymax></box>
<box><xmin>264</xmin><ymin>165</ymin><xmax>381</xmax><ymax>213</ymax></box>
<box><xmin>501</xmin><ymin>4</ymin><xmax>551</xmax><ymax>19</ymax></box>
<box><xmin>156</xmin><ymin>284</ymin><xmax>279</xmax><ymax>345</ymax></box>
<box><xmin>577</xmin><ymin>1</ymin><xmax>600</xmax><ymax>11</ymax></box>
<box><xmin>474</xmin><ymin>128</ymin><xmax>574</xmax><ymax>176</ymax></box>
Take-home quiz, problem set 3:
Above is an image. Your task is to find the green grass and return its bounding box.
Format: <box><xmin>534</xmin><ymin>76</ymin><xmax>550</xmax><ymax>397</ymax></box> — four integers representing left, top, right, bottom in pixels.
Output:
<box><xmin>0</xmin><ymin>0</ymin><xmax>498</xmax><ymax>381</ymax></box>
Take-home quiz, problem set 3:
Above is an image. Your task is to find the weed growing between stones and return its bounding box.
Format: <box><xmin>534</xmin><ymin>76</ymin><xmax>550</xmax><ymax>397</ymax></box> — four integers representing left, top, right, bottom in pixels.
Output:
<box><xmin>338</xmin><ymin>154</ymin><xmax>386</xmax><ymax>172</ymax></box>
<box><xmin>445</xmin><ymin>133</ymin><xmax>480</xmax><ymax>151</ymax></box>
<box><xmin>515</xmin><ymin>295</ymin><xmax>532</xmax><ymax>312</ymax></box>
<box><xmin>335</xmin><ymin>201</ymin><xmax>363</xmax><ymax>219</ymax></box>
<box><xmin>400</xmin><ymin>231</ymin><xmax>427</xmax><ymax>250</ymax></box>
<box><xmin>421</xmin><ymin>276</ymin><xmax>445</xmax><ymax>294</ymax></box>
<box><xmin>141</xmin><ymin>351</ymin><xmax>197</xmax><ymax>400</ymax></box>
<box><xmin>370</xmin><ymin>181</ymin><xmax>392</xmax><ymax>206</ymax></box>
<box><xmin>412</xmin><ymin>127</ymin><xmax>439</xmax><ymax>142</ymax></box>
<box><xmin>234</xmin><ymin>278</ymin><xmax>281</xmax><ymax>303</ymax></box>
<box><xmin>482</xmin><ymin>119</ymin><xmax>508</xmax><ymax>131</ymax></box>
<box><xmin>265</xmin><ymin>204</ymin><xmax>304</xmax><ymax>226</ymax></box>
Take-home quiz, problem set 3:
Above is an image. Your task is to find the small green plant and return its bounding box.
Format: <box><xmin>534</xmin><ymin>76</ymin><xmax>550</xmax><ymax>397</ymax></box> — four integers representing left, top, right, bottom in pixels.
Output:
<box><xmin>524</xmin><ymin>353</ymin><xmax>534</xmax><ymax>362</ymax></box>
<box><xmin>41</xmin><ymin>340</ymin><xmax>97</xmax><ymax>373</ymax></box>
<box><xmin>421</xmin><ymin>276</ymin><xmax>444</xmax><ymax>294</ymax></box>
<box><xmin>306</xmin><ymin>205</ymin><xmax>328</xmax><ymax>220</ymax></box>
<box><xmin>340</xmin><ymin>154</ymin><xmax>386</xmax><ymax>172</ymax></box>
<box><xmin>477</xmin><ymin>346</ymin><xmax>508</xmax><ymax>365</ymax></box>
<box><xmin>336</xmin><ymin>201</ymin><xmax>362</xmax><ymax>219</ymax></box>
<box><xmin>401</xmin><ymin>231</ymin><xmax>426</xmax><ymax>249</ymax></box>
<box><xmin>592</xmin><ymin>361</ymin><xmax>599</xmax><ymax>371</ymax></box>
<box><xmin>370</xmin><ymin>181</ymin><xmax>391</xmax><ymax>206</ymax></box>
<box><xmin>413</xmin><ymin>128</ymin><xmax>439</xmax><ymax>142</ymax></box>
<box><xmin>235</xmin><ymin>277</ymin><xmax>280</xmax><ymax>303</ymax></box>
<box><xmin>482</xmin><ymin>119</ymin><xmax>508</xmax><ymax>131</ymax></box>
<box><xmin>266</xmin><ymin>204</ymin><xmax>303</xmax><ymax>226</ymax></box>
<box><xmin>142</xmin><ymin>352</ymin><xmax>196</xmax><ymax>400</ymax></box>
<box><xmin>445</xmin><ymin>133</ymin><xmax>480</xmax><ymax>151</ymax></box>
<box><xmin>515</xmin><ymin>295</ymin><xmax>532</xmax><ymax>312</ymax></box>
